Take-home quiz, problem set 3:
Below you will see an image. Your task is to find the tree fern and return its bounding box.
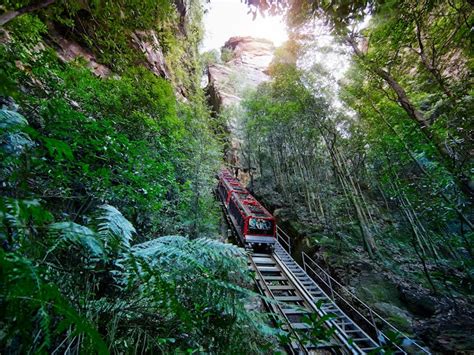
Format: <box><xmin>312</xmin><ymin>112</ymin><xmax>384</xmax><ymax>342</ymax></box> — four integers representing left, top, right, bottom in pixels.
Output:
<box><xmin>127</xmin><ymin>236</ymin><xmax>250</xmax><ymax>284</ymax></box>
<box><xmin>49</xmin><ymin>222</ymin><xmax>105</xmax><ymax>258</ymax></box>
<box><xmin>115</xmin><ymin>235</ymin><xmax>275</xmax><ymax>352</ymax></box>
<box><xmin>97</xmin><ymin>204</ymin><xmax>135</xmax><ymax>251</ymax></box>
<box><xmin>3</xmin><ymin>201</ymin><xmax>277</xmax><ymax>353</ymax></box>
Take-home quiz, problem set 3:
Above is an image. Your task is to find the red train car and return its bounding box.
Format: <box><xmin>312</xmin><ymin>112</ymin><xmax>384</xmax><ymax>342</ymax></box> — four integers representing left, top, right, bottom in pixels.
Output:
<box><xmin>217</xmin><ymin>169</ymin><xmax>276</xmax><ymax>251</ymax></box>
<box><xmin>217</xmin><ymin>170</ymin><xmax>248</xmax><ymax>206</ymax></box>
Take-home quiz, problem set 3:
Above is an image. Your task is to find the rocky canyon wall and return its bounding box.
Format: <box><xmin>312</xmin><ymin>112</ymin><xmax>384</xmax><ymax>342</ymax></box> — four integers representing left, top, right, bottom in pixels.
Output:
<box><xmin>206</xmin><ymin>36</ymin><xmax>274</xmax><ymax>183</ymax></box>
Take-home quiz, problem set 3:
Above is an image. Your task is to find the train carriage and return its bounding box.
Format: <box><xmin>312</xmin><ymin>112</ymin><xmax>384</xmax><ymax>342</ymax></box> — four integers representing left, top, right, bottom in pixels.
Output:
<box><xmin>217</xmin><ymin>169</ymin><xmax>276</xmax><ymax>251</ymax></box>
<box><xmin>217</xmin><ymin>169</ymin><xmax>248</xmax><ymax>206</ymax></box>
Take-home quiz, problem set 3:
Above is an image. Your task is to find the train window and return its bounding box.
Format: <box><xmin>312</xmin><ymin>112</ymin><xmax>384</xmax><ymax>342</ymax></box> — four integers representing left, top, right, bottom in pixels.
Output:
<box><xmin>229</xmin><ymin>198</ymin><xmax>244</xmax><ymax>231</ymax></box>
<box><xmin>248</xmin><ymin>218</ymin><xmax>273</xmax><ymax>235</ymax></box>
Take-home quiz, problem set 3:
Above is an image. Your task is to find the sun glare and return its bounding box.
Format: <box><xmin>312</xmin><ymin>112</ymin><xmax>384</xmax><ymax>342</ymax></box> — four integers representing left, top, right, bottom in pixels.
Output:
<box><xmin>201</xmin><ymin>0</ymin><xmax>288</xmax><ymax>52</ymax></box>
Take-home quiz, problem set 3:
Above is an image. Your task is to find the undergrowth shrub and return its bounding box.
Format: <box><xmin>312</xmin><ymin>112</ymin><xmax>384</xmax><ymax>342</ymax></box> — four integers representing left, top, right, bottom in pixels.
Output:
<box><xmin>0</xmin><ymin>197</ymin><xmax>276</xmax><ymax>353</ymax></box>
<box><xmin>0</xmin><ymin>8</ymin><xmax>274</xmax><ymax>353</ymax></box>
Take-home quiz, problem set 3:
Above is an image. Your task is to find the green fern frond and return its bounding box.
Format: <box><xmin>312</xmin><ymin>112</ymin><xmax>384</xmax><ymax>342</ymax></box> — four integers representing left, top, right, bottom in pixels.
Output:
<box><xmin>49</xmin><ymin>222</ymin><xmax>105</xmax><ymax>257</ymax></box>
<box><xmin>129</xmin><ymin>236</ymin><xmax>246</xmax><ymax>274</ymax></box>
<box><xmin>192</xmin><ymin>237</ymin><xmax>246</xmax><ymax>257</ymax></box>
<box><xmin>97</xmin><ymin>205</ymin><xmax>135</xmax><ymax>249</ymax></box>
<box><xmin>36</xmin><ymin>306</ymin><xmax>52</xmax><ymax>352</ymax></box>
<box><xmin>0</xmin><ymin>250</ymin><xmax>108</xmax><ymax>354</ymax></box>
<box><xmin>133</xmin><ymin>235</ymin><xmax>188</xmax><ymax>255</ymax></box>
<box><xmin>122</xmin><ymin>236</ymin><xmax>252</xmax><ymax>290</ymax></box>
<box><xmin>0</xmin><ymin>109</ymin><xmax>28</xmax><ymax>129</ymax></box>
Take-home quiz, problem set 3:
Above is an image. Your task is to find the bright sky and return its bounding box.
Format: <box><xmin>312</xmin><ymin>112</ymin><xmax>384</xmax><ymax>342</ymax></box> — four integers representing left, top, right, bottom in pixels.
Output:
<box><xmin>201</xmin><ymin>0</ymin><xmax>288</xmax><ymax>52</ymax></box>
<box><xmin>200</xmin><ymin>0</ymin><xmax>361</xmax><ymax>112</ymax></box>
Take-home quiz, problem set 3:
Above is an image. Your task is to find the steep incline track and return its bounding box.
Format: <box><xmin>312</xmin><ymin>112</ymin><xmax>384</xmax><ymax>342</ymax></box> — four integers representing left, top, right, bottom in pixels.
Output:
<box><xmin>219</xmin><ymin>187</ymin><xmax>429</xmax><ymax>354</ymax></box>
<box><xmin>250</xmin><ymin>244</ymin><xmax>380</xmax><ymax>354</ymax></box>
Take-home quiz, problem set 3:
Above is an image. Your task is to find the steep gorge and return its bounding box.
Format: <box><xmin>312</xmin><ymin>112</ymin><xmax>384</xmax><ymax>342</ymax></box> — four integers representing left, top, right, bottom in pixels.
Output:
<box><xmin>1</xmin><ymin>0</ymin><xmax>472</xmax><ymax>353</ymax></box>
<box><xmin>206</xmin><ymin>36</ymin><xmax>274</xmax><ymax>179</ymax></box>
<box><xmin>206</xmin><ymin>12</ymin><xmax>474</xmax><ymax>355</ymax></box>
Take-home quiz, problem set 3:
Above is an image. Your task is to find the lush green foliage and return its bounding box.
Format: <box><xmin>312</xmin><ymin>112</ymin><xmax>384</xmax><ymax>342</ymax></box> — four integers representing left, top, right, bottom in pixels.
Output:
<box><xmin>0</xmin><ymin>2</ymin><xmax>278</xmax><ymax>353</ymax></box>
<box><xmin>242</xmin><ymin>32</ymin><xmax>472</xmax><ymax>302</ymax></box>
<box><xmin>239</xmin><ymin>4</ymin><xmax>473</xmax><ymax>350</ymax></box>
<box><xmin>0</xmin><ymin>10</ymin><xmax>222</xmax><ymax>238</ymax></box>
<box><xmin>242</xmin><ymin>0</ymin><xmax>473</xmax><ymax>287</ymax></box>
<box><xmin>1</xmin><ymin>197</ymin><xmax>273</xmax><ymax>353</ymax></box>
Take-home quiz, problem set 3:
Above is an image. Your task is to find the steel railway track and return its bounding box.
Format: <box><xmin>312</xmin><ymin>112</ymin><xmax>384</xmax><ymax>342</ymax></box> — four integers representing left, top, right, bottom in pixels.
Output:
<box><xmin>249</xmin><ymin>251</ymin><xmax>335</xmax><ymax>354</ymax></box>
<box><xmin>249</xmin><ymin>245</ymin><xmax>381</xmax><ymax>354</ymax></box>
<box><xmin>220</xmin><ymin>197</ymin><xmax>378</xmax><ymax>354</ymax></box>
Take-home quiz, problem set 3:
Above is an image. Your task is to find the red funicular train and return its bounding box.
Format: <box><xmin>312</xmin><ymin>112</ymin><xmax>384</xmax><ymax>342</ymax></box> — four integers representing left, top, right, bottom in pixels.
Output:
<box><xmin>217</xmin><ymin>169</ymin><xmax>276</xmax><ymax>251</ymax></box>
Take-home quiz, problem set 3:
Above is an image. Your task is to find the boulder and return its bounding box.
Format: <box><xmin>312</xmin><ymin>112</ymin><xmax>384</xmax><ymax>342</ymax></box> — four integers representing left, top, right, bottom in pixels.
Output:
<box><xmin>374</xmin><ymin>302</ymin><xmax>414</xmax><ymax>333</ymax></box>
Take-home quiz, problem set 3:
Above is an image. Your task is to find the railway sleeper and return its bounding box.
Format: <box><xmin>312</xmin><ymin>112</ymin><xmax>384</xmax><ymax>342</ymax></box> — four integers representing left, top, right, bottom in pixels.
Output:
<box><xmin>254</xmin><ymin>251</ymin><xmax>382</xmax><ymax>354</ymax></box>
<box><xmin>253</xmin><ymin>259</ymin><xmax>275</xmax><ymax>266</ymax></box>
<box><xmin>290</xmin><ymin>323</ymin><xmax>311</xmax><ymax>330</ymax></box>
<box><xmin>268</xmin><ymin>285</ymin><xmax>294</xmax><ymax>291</ymax></box>
<box><xmin>282</xmin><ymin>308</ymin><xmax>309</xmax><ymax>315</ymax></box>
<box><xmin>334</xmin><ymin>319</ymin><xmax>357</xmax><ymax>329</ymax></box>
<box><xmin>273</xmin><ymin>291</ymin><xmax>295</xmax><ymax>297</ymax></box>
<box><xmin>290</xmin><ymin>339</ymin><xmax>339</xmax><ymax>351</ymax></box>
<box><xmin>261</xmin><ymin>275</ymin><xmax>287</xmax><ymax>281</ymax></box>
<box><xmin>275</xmin><ymin>295</ymin><xmax>303</xmax><ymax>302</ymax></box>
<box><xmin>287</xmin><ymin>315</ymin><xmax>311</xmax><ymax>324</ymax></box>
<box><xmin>257</xmin><ymin>266</ymin><xmax>280</xmax><ymax>273</ymax></box>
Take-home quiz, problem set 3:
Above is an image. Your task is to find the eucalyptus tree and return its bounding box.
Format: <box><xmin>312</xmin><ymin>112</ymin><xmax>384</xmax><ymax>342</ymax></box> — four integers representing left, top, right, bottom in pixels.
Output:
<box><xmin>243</xmin><ymin>31</ymin><xmax>473</xmax><ymax>295</ymax></box>
<box><xmin>243</xmin><ymin>46</ymin><xmax>379</xmax><ymax>257</ymax></box>
<box><xmin>245</xmin><ymin>0</ymin><xmax>474</xmax><ymax>198</ymax></box>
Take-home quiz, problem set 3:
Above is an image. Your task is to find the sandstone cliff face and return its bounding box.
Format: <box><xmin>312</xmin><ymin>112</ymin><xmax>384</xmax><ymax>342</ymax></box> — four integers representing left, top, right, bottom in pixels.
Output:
<box><xmin>131</xmin><ymin>31</ymin><xmax>171</xmax><ymax>81</ymax></box>
<box><xmin>208</xmin><ymin>36</ymin><xmax>273</xmax><ymax>108</ymax></box>
<box><xmin>47</xmin><ymin>26</ymin><xmax>179</xmax><ymax>96</ymax></box>
<box><xmin>48</xmin><ymin>27</ymin><xmax>112</xmax><ymax>78</ymax></box>
<box><xmin>206</xmin><ymin>36</ymin><xmax>274</xmax><ymax>176</ymax></box>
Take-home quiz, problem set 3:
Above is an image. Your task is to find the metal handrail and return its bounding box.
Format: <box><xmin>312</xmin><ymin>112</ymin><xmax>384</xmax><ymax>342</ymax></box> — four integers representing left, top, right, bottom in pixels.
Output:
<box><xmin>276</xmin><ymin>225</ymin><xmax>291</xmax><ymax>255</ymax></box>
<box><xmin>301</xmin><ymin>257</ymin><xmax>381</xmax><ymax>335</ymax></box>
<box><xmin>301</xmin><ymin>251</ymin><xmax>430</xmax><ymax>354</ymax></box>
<box><xmin>302</xmin><ymin>255</ymin><xmax>404</xmax><ymax>351</ymax></box>
<box><xmin>274</xmin><ymin>224</ymin><xmax>429</xmax><ymax>354</ymax></box>
<box><xmin>275</xmin><ymin>242</ymin><xmax>378</xmax><ymax>354</ymax></box>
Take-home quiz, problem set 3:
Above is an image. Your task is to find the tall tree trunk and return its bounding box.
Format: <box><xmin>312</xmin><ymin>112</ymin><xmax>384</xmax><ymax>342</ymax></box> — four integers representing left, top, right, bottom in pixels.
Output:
<box><xmin>346</xmin><ymin>35</ymin><xmax>474</xmax><ymax>198</ymax></box>
<box><xmin>321</xmin><ymin>127</ymin><xmax>377</xmax><ymax>258</ymax></box>
<box><xmin>0</xmin><ymin>0</ymin><xmax>56</xmax><ymax>26</ymax></box>
<box><xmin>414</xmin><ymin>17</ymin><xmax>454</xmax><ymax>98</ymax></box>
<box><xmin>367</xmin><ymin>98</ymin><xmax>474</xmax><ymax>233</ymax></box>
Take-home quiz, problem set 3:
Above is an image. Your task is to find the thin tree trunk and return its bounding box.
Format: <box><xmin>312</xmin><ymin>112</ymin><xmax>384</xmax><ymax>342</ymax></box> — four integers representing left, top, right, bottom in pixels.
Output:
<box><xmin>322</xmin><ymin>130</ymin><xmax>377</xmax><ymax>258</ymax></box>
<box><xmin>368</xmin><ymin>99</ymin><xmax>474</xmax><ymax>234</ymax></box>
<box><xmin>0</xmin><ymin>0</ymin><xmax>56</xmax><ymax>26</ymax></box>
<box><xmin>414</xmin><ymin>17</ymin><xmax>453</xmax><ymax>98</ymax></box>
<box><xmin>346</xmin><ymin>35</ymin><xmax>474</xmax><ymax>198</ymax></box>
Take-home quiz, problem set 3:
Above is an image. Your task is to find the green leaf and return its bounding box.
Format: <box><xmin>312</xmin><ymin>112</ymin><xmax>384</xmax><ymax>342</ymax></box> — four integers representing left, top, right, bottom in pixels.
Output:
<box><xmin>42</xmin><ymin>137</ymin><xmax>74</xmax><ymax>161</ymax></box>
<box><xmin>49</xmin><ymin>222</ymin><xmax>105</xmax><ymax>257</ymax></box>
